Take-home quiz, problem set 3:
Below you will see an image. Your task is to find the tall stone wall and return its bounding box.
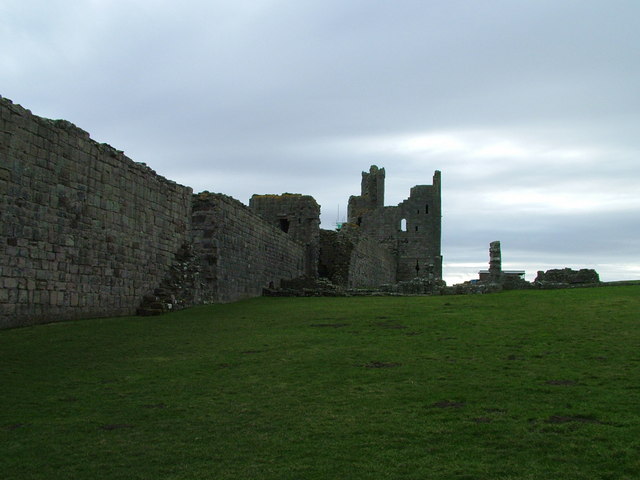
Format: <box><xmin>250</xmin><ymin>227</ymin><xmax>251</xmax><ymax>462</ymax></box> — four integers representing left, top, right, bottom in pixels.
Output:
<box><xmin>0</xmin><ymin>96</ymin><xmax>192</xmax><ymax>328</ymax></box>
<box><xmin>192</xmin><ymin>193</ymin><xmax>306</xmax><ymax>303</ymax></box>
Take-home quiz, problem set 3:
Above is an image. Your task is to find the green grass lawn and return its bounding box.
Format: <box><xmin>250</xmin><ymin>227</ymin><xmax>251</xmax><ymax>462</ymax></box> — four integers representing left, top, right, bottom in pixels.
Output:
<box><xmin>2</xmin><ymin>286</ymin><xmax>639</xmax><ymax>479</ymax></box>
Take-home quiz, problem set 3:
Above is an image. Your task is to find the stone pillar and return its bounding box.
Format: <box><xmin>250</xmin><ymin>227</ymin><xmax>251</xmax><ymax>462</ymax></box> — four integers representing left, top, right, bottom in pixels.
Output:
<box><xmin>489</xmin><ymin>241</ymin><xmax>502</xmax><ymax>282</ymax></box>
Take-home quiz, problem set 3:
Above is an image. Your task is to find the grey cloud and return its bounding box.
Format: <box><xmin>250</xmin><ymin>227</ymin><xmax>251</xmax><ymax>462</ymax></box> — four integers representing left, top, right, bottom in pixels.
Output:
<box><xmin>2</xmin><ymin>0</ymin><xmax>639</xmax><ymax>283</ymax></box>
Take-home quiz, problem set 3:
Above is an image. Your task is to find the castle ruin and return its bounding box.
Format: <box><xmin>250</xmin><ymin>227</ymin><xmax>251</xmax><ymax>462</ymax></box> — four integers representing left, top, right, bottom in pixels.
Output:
<box><xmin>347</xmin><ymin>166</ymin><xmax>442</xmax><ymax>281</ymax></box>
<box><xmin>0</xmin><ymin>96</ymin><xmax>442</xmax><ymax>328</ymax></box>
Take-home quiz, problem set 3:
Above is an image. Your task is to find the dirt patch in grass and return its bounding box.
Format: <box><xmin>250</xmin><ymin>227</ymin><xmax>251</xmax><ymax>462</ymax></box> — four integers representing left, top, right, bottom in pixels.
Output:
<box><xmin>545</xmin><ymin>415</ymin><xmax>601</xmax><ymax>424</ymax></box>
<box><xmin>5</xmin><ymin>423</ymin><xmax>25</xmax><ymax>431</ymax></box>
<box><xmin>363</xmin><ymin>361</ymin><xmax>401</xmax><ymax>369</ymax></box>
<box><xmin>100</xmin><ymin>424</ymin><xmax>134</xmax><ymax>431</ymax></box>
<box><xmin>546</xmin><ymin>380</ymin><xmax>577</xmax><ymax>386</ymax></box>
<box><xmin>473</xmin><ymin>417</ymin><xmax>493</xmax><ymax>423</ymax></box>
<box><xmin>375</xmin><ymin>322</ymin><xmax>408</xmax><ymax>329</ymax></box>
<box><xmin>310</xmin><ymin>323</ymin><xmax>349</xmax><ymax>328</ymax></box>
<box><xmin>432</xmin><ymin>400</ymin><xmax>465</xmax><ymax>409</ymax></box>
<box><xmin>533</xmin><ymin>351</ymin><xmax>554</xmax><ymax>358</ymax></box>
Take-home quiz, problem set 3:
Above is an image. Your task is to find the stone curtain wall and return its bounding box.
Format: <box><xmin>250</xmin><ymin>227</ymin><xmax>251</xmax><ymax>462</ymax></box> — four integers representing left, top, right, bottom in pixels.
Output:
<box><xmin>348</xmin><ymin>236</ymin><xmax>396</xmax><ymax>288</ymax></box>
<box><xmin>192</xmin><ymin>193</ymin><xmax>305</xmax><ymax>303</ymax></box>
<box><xmin>318</xmin><ymin>227</ymin><xmax>396</xmax><ymax>288</ymax></box>
<box><xmin>0</xmin><ymin>97</ymin><xmax>192</xmax><ymax>328</ymax></box>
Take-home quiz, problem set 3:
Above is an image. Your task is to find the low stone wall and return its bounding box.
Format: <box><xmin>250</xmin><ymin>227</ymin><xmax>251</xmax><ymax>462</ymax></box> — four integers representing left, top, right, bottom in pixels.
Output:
<box><xmin>192</xmin><ymin>193</ymin><xmax>306</xmax><ymax>303</ymax></box>
<box><xmin>0</xmin><ymin>96</ymin><xmax>192</xmax><ymax>328</ymax></box>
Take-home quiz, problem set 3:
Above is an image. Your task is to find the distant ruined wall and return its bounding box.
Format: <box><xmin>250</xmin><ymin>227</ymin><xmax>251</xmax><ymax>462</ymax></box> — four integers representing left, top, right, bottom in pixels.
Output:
<box><xmin>348</xmin><ymin>235</ymin><xmax>396</xmax><ymax>288</ymax></box>
<box><xmin>192</xmin><ymin>193</ymin><xmax>306</xmax><ymax>303</ymax></box>
<box><xmin>534</xmin><ymin>268</ymin><xmax>600</xmax><ymax>285</ymax></box>
<box><xmin>318</xmin><ymin>227</ymin><xmax>396</xmax><ymax>288</ymax></box>
<box><xmin>0</xmin><ymin>96</ymin><xmax>192</xmax><ymax>328</ymax></box>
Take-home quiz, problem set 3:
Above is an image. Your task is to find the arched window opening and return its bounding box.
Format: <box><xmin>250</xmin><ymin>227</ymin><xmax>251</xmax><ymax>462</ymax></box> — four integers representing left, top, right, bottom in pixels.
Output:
<box><xmin>425</xmin><ymin>204</ymin><xmax>429</xmax><ymax>214</ymax></box>
<box><xmin>400</xmin><ymin>218</ymin><xmax>407</xmax><ymax>232</ymax></box>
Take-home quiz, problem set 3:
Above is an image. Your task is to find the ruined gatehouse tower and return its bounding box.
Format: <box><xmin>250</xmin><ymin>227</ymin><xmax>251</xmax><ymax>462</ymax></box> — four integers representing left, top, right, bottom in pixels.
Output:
<box><xmin>347</xmin><ymin>166</ymin><xmax>443</xmax><ymax>281</ymax></box>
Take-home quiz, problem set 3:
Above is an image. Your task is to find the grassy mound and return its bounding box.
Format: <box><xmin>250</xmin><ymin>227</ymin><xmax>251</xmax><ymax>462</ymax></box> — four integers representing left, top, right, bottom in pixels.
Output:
<box><xmin>2</xmin><ymin>287</ymin><xmax>639</xmax><ymax>479</ymax></box>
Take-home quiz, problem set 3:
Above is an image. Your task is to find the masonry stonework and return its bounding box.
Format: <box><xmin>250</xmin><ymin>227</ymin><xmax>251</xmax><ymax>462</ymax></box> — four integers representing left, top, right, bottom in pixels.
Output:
<box><xmin>1</xmin><ymin>96</ymin><xmax>192</xmax><ymax>328</ymax></box>
<box><xmin>489</xmin><ymin>241</ymin><xmax>502</xmax><ymax>282</ymax></box>
<box><xmin>192</xmin><ymin>193</ymin><xmax>306</xmax><ymax>303</ymax></box>
<box><xmin>318</xmin><ymin>226</ymin><xmax>396</xmax><ymax>288</ymax></box>
<box><xmin>248</xmin><ymin>194</ymin><xmax>320</xmax><ymax>278</ymax></box>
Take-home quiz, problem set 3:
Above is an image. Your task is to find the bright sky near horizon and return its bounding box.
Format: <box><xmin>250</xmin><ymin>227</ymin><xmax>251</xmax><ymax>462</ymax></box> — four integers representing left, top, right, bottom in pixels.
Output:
<box><xmin>2</xmin><ymin>0</ymin><xmax>639</xmax><ymax>284</ymax></box>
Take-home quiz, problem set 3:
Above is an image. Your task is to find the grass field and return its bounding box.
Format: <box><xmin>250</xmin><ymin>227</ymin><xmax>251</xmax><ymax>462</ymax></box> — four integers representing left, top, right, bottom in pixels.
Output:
<box><xmin>2</xmin><ymin>286</ymin><xmax>639</xmax><ymax>479</ymax></box>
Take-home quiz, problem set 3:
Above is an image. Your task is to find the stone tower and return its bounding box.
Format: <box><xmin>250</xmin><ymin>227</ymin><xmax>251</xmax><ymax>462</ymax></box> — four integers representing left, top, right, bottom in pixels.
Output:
<box><xmin>345</xmin><ymin>166</ymin><xmax>442</xmax><ymax>281</ymax></box>
<box><xmin>347</xmin><ymin>165</ymin><xmax>385</xmax><ymax>225</ymax></box>
<box><xmin>395</xmin><ymin>171</ymin><xmax>442</xmax><ymax>281</ymax></box>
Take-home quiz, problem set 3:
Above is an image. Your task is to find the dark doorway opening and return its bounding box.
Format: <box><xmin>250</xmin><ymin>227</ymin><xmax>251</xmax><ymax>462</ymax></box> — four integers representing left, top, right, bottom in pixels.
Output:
<box><xmin>279</xmin><ymin>219</ymin><xmax>290</xmax><ymax>233</ymax></box>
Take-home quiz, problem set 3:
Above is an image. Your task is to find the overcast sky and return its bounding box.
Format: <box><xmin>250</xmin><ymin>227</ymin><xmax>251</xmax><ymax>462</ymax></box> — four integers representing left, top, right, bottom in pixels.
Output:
<box><xmin>2</xmin><ymin>0</ymin><xmax>639</xmax><ymax>284</ymax></box>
